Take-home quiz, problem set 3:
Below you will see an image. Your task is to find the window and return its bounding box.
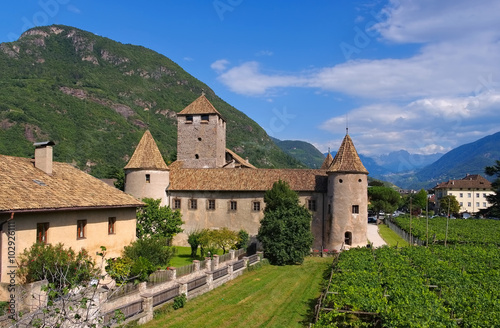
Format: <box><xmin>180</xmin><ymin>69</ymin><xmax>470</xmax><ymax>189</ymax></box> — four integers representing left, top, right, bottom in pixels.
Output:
<box><xmin>468</xmin><ymin>202</ymin><xmax>471</xmax><ymax>207</ymax></box>
<box><xmin>344</xmin><ymin>231</ymin><xmax>352</xmax><ymax>246</ymax></box>
<box><xmin>483</xmin><ymin>193</ymin><xmax>487</xmax><ymax>197</ymax></box>
<box><xmin>173</xmin><ymin>199</ymin><xmax>181</xmax><ymax>209</ymax></box>
<box><xmin>195</xmin><ymin>154</ymin><xmax>199</xmax><ymax>159</ymax></box>
<box><xmin>207</xmin><ymin>199</ymin><xmax>216</xmax><ymax>210</ymax></box>
<box><xmin>108</xmin><ymin>217</ymin><xmax>116</xmax><ymax>234</ymax></box>
<box><xmin>229</xmin><ymin>201</ymin><xmax>237</xmax><ymax>211</ymax></box>
<box><xmin>201</xmin><ymin>114</ymin><xmax>209</xmax><ymax>121</ymax></box>
<box><xmin>77</xmin><ymin>220</ymin><xmax>87</xmax><ymax>239</ymax></box>
<box><xmin>308</xmin><ymin>199</ymin><xmax>316</xmax><ymax>211</ymax></box>
<box><xmin>460</xmin><ymin>202</ymin><xmax>463</xmax><ymax>206</ymax></box>
<box><xmin>189</xmin><ymin>199</ymin><xmax>197</xmax><ymax>210</ymax></box>
<box><xmin>476</xmin><ymin>202</ymin><xmax>480</xmax><ymax>207</ymax></box>
<box><xmin>476</xmin><ymin>193</ymin><xmax>480</xmax><ymax>198</ymax></box>
<box><xmin>352</xmin><ymin>205</ymin><xmax>359</xmax><ymax>214</ymax></box>
<box><xmin>483</xmin><ymin>202</ymin><xmax>487</xmax><ymax>207</ymax></box>
<box><xmin>252</xmin><ymin>201</ymin><xmax>261</xmax><ymax>211</ymax></box>
<box><xmin>468</xmin><ymin>193</ymin><xmax>472</xmax><ymax>198</ymax></box>
<box><xmin>186</xmin><ymin>115</ymin><xmax>193</xmax><ymax>123</ymax></box>
<box><xmin>459</xmin><ymin>193</ymin><xmax>463</xmax><ymax>198</ymax></box>
<box><xmin>145</xmin><ymin>174</ymin><xmax>150</xmax><ymax>183</ymax></box>
<box><xmin>37</xmin><ymin>223</ymin><xmax>49</xmax><ymax>244</ymax></box>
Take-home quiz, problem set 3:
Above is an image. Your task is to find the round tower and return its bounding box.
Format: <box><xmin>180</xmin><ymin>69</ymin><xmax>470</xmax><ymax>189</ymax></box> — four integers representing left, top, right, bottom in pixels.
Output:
<box><xmin>326</xmin><ymin>134</ymin><xmax>368</xmax><ymax>251</ymax></box>
<box><xmin>124</xmin><ymin>130</ymin><xmax>170</xmax><ymax>206</ymax></box>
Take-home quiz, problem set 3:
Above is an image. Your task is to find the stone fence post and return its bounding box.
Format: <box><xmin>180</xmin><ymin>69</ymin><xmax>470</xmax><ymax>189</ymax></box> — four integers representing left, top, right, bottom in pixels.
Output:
<box><xmin>204</xmin><ymin>258</ymin><xmax>212</xmax><ymax>271</ymax></box>
<box><xmin>212</xmin><ymin>255</ymin><xmax>219</xmax><ymax>270</ymax></box>
<box><xmin>193</xmin><ymin>260</ymin><xmax>200</xmax><ymax>272</ymax></box>
<box><xmin>168</xmin><ymin>267</ymin><xmax>177</xmax><ymax>280</ymax></box>
<box><xmin>257</xmin><ymin>251</ymin><xmax>263</xmax><ymax>261</ymax></box>
<box><xmin>138</xmin><ymin>293</ymin><xmax>153</xmax><ymax>325</ymax></box>
<box><xmin>206</xmin><ymin>272</ymin><xmax>214</xmax><ymax>291</ymax></box>
<box><xmin>179</xmin><ymin>282</ymin><xmax>188</xmax><ymax>298</ymax></box>
<box><xmin>229</xmin><ymin>249</ymin><xmax>235</xmax><ymax>261</ymax></box>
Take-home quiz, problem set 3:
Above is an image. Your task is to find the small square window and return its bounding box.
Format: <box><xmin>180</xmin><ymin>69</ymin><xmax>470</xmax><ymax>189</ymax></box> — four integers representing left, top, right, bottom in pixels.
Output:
<box><xmin>308</xmin><ymin>199</ymin><xmax>316</xmax><ymax>212</ymax></box>
<box><xmin>468</xmin><ymin>202</ymin><xmax>471</xmax><ymax>207</ymax></box>
<box><xmin>483</xmin><ymin>202</ymin><xmax>487</xmax><ymax>207</ymax></box>
<box><xmin>173</xmin><ymin>199</ymin><xmax>181</xmax><ymax>209</ymax></box>
<box><xmin>189</xmin><ymin>199</ymin><xmax>197</xmax><ymax>210</ymax></box>
<box><xmin>207</xmin><ymin>199</ymin><xmax>216</xmax><ymax>210</ymax></box>
<box><xmin>476</xmin><ymin>193</ymin><xmax>480</xmax><ymax>198</ymax></box>
<box><xmin>37</xmin><ymin>223</ymin><xmax>49</xmax><ymax>244</ymax></box>
<box><xmin>352</xmin><ymin>205</ymin><xmax>359</xmax><ymax>214</ymax></box>
<box><xmin>468</xmin><ymin>193</ymin><xmax>472</xmax><ymax>198</ymax></box>
<box><xmin>186</xmin><ymin>115</ymin><xmax>193</xmax><ymax>123</ymax></box>
<box><xmin>252</xmin><ymin>201</ymin><xmax>261</xmax><ymax>211</ymax></box>
<box><xmin>460</xmin><ymin>202</ymin><xmax>463</xmax><ymax>206</ymax></box>
<box><xmin>108</xmin><ymin>217</ymin><xmax>116</xmax><ymax>235</ymax></box>
<box><xmin>459</xmin><ymin>193</ymin><xmax>463</xmax><ymax>198</ymax></box>
<box><xmin>229</xmin><ymin>201</ymin><xmax>237</xmax><ymax>211</ymax></box>
<box><xmin>201</xmin><ymin>114</ymin><xmax>209</xmax><ymax>121</ymax></box>
<box><xmin>145</xmin><ymin>174</ymin><xmax>151</xmax><ymax>183</ymax></box>
<box><xmin>77</xmin><ymin>220</ymin><xmax>87</xmax><ymax>239</ymax></box>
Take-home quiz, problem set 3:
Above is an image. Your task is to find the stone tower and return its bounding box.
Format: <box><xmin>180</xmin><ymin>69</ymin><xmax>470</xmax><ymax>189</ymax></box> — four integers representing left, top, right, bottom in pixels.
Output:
<box><xmin>177</xmin><ymin>95</ymin><xmax>226</xmax><ymax>168</ymax></box>
<box><xmin>326</xmin><ymin>133</ymin><xmax>368</xmax><ymax>250</ymax></box>
<box><xmin>124</xmin><ymin>130</ymin><xmax>170</xmax><ymax>205</ymax></box>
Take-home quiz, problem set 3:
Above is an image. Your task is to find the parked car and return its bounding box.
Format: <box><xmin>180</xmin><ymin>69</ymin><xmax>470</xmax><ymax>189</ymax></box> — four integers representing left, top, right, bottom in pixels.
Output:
<box><xmin>368</xmin><ymin>216</ymin><xmax>377</xmax><ymax>223</ymax></box>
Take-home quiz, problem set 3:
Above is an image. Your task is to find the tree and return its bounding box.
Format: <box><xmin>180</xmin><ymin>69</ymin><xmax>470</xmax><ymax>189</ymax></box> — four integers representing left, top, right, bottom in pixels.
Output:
<box><xmin>257</xmin><ymin>180</ymin><xmax>313</xmax><ymax>265</ymax></box>
<box><xmin>482</xmin><ymin>160</ymin><xmax>500</xmax><ymax>217</ymax></box>
<box><xmin>402</xmin><ymin>189</ymin><xmax>428</xmax><ymax>215</ymax></box>
<box><xmin>439</xmin><ymin>195</ymin><xmax>460</xmax><ymax>217</ymax></box>
<box><xmin>235</xmin><ymin>229</ymin><xmax>249</xmax><ymax>250</ymax></box>
<box><xmin>187</xmin><ymin>229</ymin><xmax>203</xmax><ymax>258</ymax></box>
<box><xmin>136</xmin><ymin>198</ymin><xmax>184</xmax><ymax>240</ymax></box>
<box><xmin>367</xmin><ymin>186</ymin><xmax>401</xmax><ymax>219</ymax></box>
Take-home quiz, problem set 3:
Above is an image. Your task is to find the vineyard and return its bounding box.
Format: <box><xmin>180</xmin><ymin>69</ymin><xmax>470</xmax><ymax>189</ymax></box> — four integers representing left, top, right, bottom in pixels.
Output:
<box><xmin>392</xmin><ymin>216</ymin><xmax>500</xmax><ymax>245</ymax></box>
<box><xmin>313</xmin><ymin>245</ymin><xmax>500</xmax><ymax>327</ymax></box>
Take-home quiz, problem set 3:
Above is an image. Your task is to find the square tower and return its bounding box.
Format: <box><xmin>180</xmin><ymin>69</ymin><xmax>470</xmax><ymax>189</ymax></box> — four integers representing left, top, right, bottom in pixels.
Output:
<box><xmin>177</xmin><ymin>95</ymin><xmax>226</xmax><ymax>168</ymax></box>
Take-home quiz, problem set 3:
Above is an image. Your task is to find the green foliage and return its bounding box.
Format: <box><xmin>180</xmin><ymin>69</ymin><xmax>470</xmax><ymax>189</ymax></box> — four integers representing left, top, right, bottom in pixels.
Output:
<box><xmin>367</xmin><ymin>186</ymin><xmax>401</xmax><ymax>217</ymax></box>
<box><xmin>438</xmin><ymin>195</ymin><xmax>461</xmax><ymax>216</ymax></box>
<box><xmin>273</xmin><ymin>139</ymin><xmax>323</xmax><ymax>168</ymax></box>
<box><xmin>136</xmin><ymin>198</ymin><xmax>184</xmax><ymax>240</ymax></box>
<box><xmin>172</xmin><ymin>293</ymin><xmax>187</xmax><ymax>310</ymax></box>
<box><xmin>235</xmin><ymin>229</ymin><xmax>249</xmax><ymax>250</ymax></box>
<box><xmin>105</xmin><ymin>257</ymin><xmax>133</xmax><ymax>284</ymax></box>
<box><xmin>482</xmin><ymin>160</ymin><xmax>500</xmax><ymax>217</ymax></box>
<box><xmin>187</xmin><ymin>230</ymin><xmax>203</xmax><ymax>257</ymax></box>
<box><xmin>123</xmin><ymin>236</ymin><xmax>175</xmax><ymax>268</ymax></box>
<box><xmin>0</xmin><ymin>302</ymin><xmax>8</xmax><ymax>316</ymax></box>
<box><xmin>129</xmin><ymin>257</ymin><xmax>155</xmax><ymax>282</ymax></box>
<box><xmin>258</xmin><ymin>180</ymin><xmax>313</xmax><ymax>265</ymax></box>
<box><xmin>17</xmin><ymin>243</ymin><xmax>98</xmax><ymax>287</ymax></box>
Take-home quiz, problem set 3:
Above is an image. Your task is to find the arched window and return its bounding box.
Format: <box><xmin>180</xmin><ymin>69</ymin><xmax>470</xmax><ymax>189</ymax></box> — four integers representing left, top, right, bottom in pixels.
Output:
<box><xmin>344</xmin><ymin>231</ymin><xmax>352</xmax><ymax>246</ymax></box>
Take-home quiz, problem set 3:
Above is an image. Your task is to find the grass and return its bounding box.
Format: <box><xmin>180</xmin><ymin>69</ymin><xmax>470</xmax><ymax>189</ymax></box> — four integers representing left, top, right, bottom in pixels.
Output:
<box><xmin>142</xmin><ymin>257</ymin><xmax>332</xmax><ymax>328</ymax></box>
<box><xmin>378</xmin><ymin>224</ymin><xmax>409</xmax><ymax>247</ymax></box>
<box><xmin>169</xmin><ymin>247</ymin><xmax>224</xmax><ymax>268</ymax></box>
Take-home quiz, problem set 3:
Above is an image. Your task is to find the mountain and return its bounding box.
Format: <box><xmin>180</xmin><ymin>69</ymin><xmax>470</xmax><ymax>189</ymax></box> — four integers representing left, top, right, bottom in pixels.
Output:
<box><xmin>373</xmin><ymin>150</ymin><xmax>443</xmax><ymax>173</ymax></box>
<box><xmin>0</xmin><ymin>25</ymin><xmax>304</xmax><ymax>177</ymax></box>
<box><xmin>272</xmin><ymin>137</ymin><xmax>325</xmax><ymax>168</ymax></box>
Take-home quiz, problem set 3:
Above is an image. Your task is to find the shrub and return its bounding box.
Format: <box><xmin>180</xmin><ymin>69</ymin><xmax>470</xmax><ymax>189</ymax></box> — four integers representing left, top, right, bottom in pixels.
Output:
<box><xmin>123</xmin><ymin>236</ymin><xmax>175</xmax><ymax>268</ymax></box>
<box><xmin>187</xmin><ymin>230</ymin><xmax>203</xmax><ymax>258</ymax></box>
<box><xmin>17</xmin><ymin>243</ymin><xmax>97</xmax><ymax>288</ymax></box>
<box><xmin>129</xmin><ymin>257</ymin><xmax>155</xmax><ymax>282</ymax></box>
<box><xmin>235</xmin><ymin>229</ymin><xmax>249</xmax><ymax>250</ymax></box>
<box><xmin>105</xmin><ymin>257</ymin><xmax>133</xmax><ymax>284</ymax></box>
<box><xmin>172</xmin><ymin>293</ymin><xmax>187</xmax><ymax>310</ymax></box>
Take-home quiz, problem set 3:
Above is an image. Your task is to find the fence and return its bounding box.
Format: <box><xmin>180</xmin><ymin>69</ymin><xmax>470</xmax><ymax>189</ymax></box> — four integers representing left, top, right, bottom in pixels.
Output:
<box><xmin>152</xmin><ymin>285</ymin><xmax>179</xmax><ymax>307</ymax></box>
<box><xmin>108</xmin><ymin>282</ymin><xmax>141</xmax><ymax>301</ymax></box>
<box><xmin>147</xmin><ymin>270</ymin><xmax>172</xmax><ymax>287</ymax></box>
<box><xmin>385</xmin><ymin>219</ymin><xmax>425</xmax><ymax>246</ymax></box>
<box><xmin>176</xmin><ymin>263</ymin><xmax>197</xmax><ymax>278</ymax></box>
<box><xmin>212</xmin><ymin>266</ymin><xmax>228</xmax><ymax>281</ymax></box>
<box><xmin>104</xmin><ymin>300</ymin><xmax>143</xmax><ymax>324</ymax></box>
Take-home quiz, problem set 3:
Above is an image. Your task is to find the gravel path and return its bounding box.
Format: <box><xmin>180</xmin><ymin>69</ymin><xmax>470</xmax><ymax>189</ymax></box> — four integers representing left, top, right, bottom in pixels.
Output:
<box><xmin>366</xmin><ymin>223</ymin><xmax>387</xmax><ymax>247</ymax></box>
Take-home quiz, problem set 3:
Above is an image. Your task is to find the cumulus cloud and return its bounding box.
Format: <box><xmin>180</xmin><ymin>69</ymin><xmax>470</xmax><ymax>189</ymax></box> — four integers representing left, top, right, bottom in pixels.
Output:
<box><xmin>210</xmin><ymin>59</ymin><xmax>230</xmax><ymax>73</ymax></box>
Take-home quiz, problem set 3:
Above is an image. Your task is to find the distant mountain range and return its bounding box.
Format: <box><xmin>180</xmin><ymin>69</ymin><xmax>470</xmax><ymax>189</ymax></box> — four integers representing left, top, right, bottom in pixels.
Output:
<box><xmin>274</xmin><ymin>132</ymin><xmax>500</xmax><ymax>189</ymax></box>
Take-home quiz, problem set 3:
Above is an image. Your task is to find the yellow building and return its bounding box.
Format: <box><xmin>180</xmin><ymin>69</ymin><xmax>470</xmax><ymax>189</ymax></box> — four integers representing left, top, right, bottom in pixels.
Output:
<box><xmin>0</xmin><ymin>142</ymin><xmax>143</xmax><ymax>284</ymax></box>
<box><xmin>434</xmin><ymin>174</ymin><xmax>493</xmax><ymax>214</ymax></box>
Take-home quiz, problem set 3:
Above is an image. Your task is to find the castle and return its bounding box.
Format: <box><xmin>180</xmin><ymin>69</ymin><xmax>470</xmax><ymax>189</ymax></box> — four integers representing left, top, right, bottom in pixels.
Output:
<box><xmin>124</xmin><ymin>95</ymin><xmax>368</xmax><ymax>251</ymax></box>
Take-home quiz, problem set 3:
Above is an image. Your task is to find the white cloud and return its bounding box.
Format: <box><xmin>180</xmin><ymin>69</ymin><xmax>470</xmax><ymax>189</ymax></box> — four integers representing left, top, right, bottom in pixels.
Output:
<box><xmin>183</xmin><ymin>57</ymin><xmax>193</xmax><ymax>62</ymax></box>
<box><xmin>210</xmin><ymin>59</ymin><xmax>230</xmax><ymax>73</ymax></box>
<box><xmin>255</xmin><ymin>50</ymin><xmax>273</xmax><ymax>57</ymax></box>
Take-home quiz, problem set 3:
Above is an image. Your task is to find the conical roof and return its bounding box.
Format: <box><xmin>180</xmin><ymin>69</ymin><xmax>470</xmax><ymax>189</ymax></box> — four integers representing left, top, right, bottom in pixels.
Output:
<box><xmin>320</xmin><ymin>152</ymin><xmax>333</xmax><ymax>169</ymax></box>
<box><xmin>124</xmin><ymin>130</ymin><xmax>169</xmax><ymax>171</ymax></box>
<box><xmin>178</xmin><ymin>95</ymin><xmax>224</xmax><ymax>119</ymax></box>
<box><xmin>327</xmin><ymin>134</ymin><xmax>368</xmax><ymax>174</ymax></box>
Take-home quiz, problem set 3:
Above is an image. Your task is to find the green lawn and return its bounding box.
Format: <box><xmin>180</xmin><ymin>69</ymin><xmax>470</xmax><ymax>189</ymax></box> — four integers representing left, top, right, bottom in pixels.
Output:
<box><xmin>169</xmin><ymin>247</ymin><xmax>224</xmax><ymax>268</ymax></box>
<box><xmin>142</xmin><ymin>257</ymin><xmax>332</xmax><ymax>328</ymax></box>
<box><xmin>378</xmin><ymin>224</ymin><xmax>409</xmax><ymax>247</ymax></box>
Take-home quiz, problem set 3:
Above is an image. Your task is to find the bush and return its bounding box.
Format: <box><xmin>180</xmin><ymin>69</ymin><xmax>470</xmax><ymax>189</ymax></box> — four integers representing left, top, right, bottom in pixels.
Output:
<box><xmin>187</xmin><ymin>230</ymin><xmax>203</xmax><ymax>258</ymax></box>
<box><xmin>17</xmin><ymin>243</ymin><xmax>98</xmax><ymax>288</ymax></box>
<box><xmin>123</xmin><ymin>237</ymin><xmax>175</xmax><ymax>268</ymax></box>
<box><xmin>129</xmin><ymin>257</ymin><xmax>155</xmax><ymax>282</ymax></box>
<box><xmin>105</xmin><ymin>257</ymin><xmax>133</xmax><ymax>284</ymax></box>
<box><xmin>172</xmin><ymin>293</ymin><xmax>187</xmax><ymax>310</ymax></box>
<box><xmin>235</xmin><ymin>229</ymin><xmax>249</xmax><ymax>250</ymax></box>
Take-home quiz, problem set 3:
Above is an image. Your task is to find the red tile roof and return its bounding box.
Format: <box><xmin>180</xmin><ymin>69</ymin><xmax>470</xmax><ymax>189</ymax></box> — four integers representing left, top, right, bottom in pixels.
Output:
<box><xmin>435</xmin><ymin>174</ymin><xmax>492</xmax><ymax>190</ymax></box>
<box><xmin>178</xmin><ymin>95</ymin><xmax>223</xmax><ymax>118</ymax></box>
<box><xmin>124</xmin><ymin>130</ymin><xmax>169</xmax><ymax>171</ymax></box>
<box><xmin>327</xmin><ymin>134</ymin><xmax>368</xmax><ymax>174</ymax></box>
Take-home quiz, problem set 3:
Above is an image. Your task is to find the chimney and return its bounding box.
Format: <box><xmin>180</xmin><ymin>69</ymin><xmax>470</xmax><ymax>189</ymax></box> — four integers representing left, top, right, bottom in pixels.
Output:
<box><xmin>34</xmin><ymin>141</ymin><xmax>55</xmax><ymax>175</ymax></box>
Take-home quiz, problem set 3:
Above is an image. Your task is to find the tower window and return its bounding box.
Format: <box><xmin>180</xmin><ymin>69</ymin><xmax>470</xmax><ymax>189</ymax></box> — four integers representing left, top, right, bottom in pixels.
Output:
<box><xmin>358</xmin><ymin>179</ymin><xmax>362</xmax><ymax>183</ymax></box>
<box><xmin>252</xmin><ymin>201</ymin><xmax>261</xmax><ymax>211</ymax></box>
<box><xmin>201</xmin><ymin>114</ymin><xmax>209</xmax><ymax>121</ymax></box>
<box><xmin>195</xmin><ymin>154</ymin><xmax>199</xmax><ymax>159</ymax></box>
<box><xmin>339</xmin><ymin>179</ymin><xmax>343</xmax><ymax>183</ymax></box>
<box><xmin>352</xmin><ymin>205</ymin><xmax>359</xmax><ymax>214</ymax></box>
<box><xmin>145</xmin><ymin>174</ymin><xmax>151</xmax><ymax>183</ymax></box>
<box><xmin>108</xmin><ymin>217</ymin><xmax>116</xmax><ymax>234</ymax></box>
<box><xmin>186</xmin><ymin>115</ymin><xmax>193</xmax><ymax>123</ymax></box>
<box><xmin>308</xmin><ymin>199</ymin><xmax>316</xmax><ymax>212</ymax></box>
<box><xmin>198</xmin><ymin>137</ymin><xmax>202</xmax><ymax>141</ymax></box>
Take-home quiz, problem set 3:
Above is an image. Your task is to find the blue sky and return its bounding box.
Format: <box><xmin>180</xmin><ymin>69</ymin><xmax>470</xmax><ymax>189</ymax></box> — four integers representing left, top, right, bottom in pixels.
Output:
<box><xmin>1</xmin><ymin>0</ymin><xmax>500</xmax><ymax>157</ymax></box>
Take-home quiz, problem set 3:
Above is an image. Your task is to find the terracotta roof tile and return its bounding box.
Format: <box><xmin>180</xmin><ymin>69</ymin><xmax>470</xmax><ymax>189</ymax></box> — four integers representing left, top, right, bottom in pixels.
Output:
<box><xmin>224</xmin><ymin>148</ymin><xmax>256</xmax><ymax>169</ymax></box>
<box><xmin>178</xmin><ymin>95</ymin><xmax>223</xmax><ymax>118</ymax></box>
<box><xmin>327</xmin><ymin>134</ymin><xmax>368</xmax><ymax>174</ymax></box>
<box><xmin>320</xmin><ymin>152</ymin><xmax>333</xmax><ymax>169</ymax></box>
<box><xmin>170</xmin><ymin>168</ymin><xmax>327</xmax><ymax>192</ymax></box>
<box><xmin>124</xmin><ymin>130</ymin><xmax>169</xmax><ymax>171</ymax></box>
<box><xmin>0</xmin><ymin>154</ymin><xmax>143</xmax><ymax>212</ymax></box>
<box><xmin>435</xmin><ymin>174</ymin><xmax>492</xmax><ymax>190</ymax></box>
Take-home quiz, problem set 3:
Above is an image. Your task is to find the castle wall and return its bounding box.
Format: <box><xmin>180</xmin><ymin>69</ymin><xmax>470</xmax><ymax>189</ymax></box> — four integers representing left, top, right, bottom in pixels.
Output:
<box><xmin>326</xmin><ymin>173</ymin><xmax>368</xmax><ymax>251</ymax></box>
<box><xmin>177</xmin><ymin>114</ymin><xmax>226</xmax><ymax>168</ymax></box>
<box><xmin>124</xmin><ymin>169</ymin><xmax>170</xmax><ymax>206</ymax></box>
